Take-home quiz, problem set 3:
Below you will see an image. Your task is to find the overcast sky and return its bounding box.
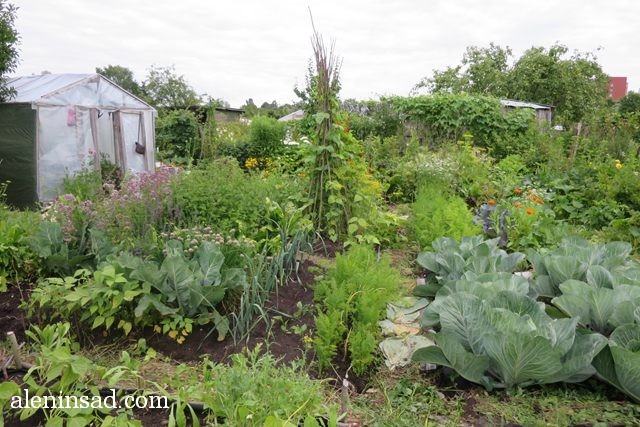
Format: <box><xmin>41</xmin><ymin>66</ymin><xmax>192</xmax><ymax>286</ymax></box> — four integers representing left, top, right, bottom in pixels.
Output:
<box><xmin>11</xmin><ymin>0</ymin><xmax>639</xmax><ymax>107</ymax></box>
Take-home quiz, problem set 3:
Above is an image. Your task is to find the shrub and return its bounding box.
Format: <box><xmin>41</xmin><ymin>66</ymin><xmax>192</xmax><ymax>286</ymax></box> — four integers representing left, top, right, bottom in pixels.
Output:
<box><xmin>156</xmin><ymin>109</ymin><xmax>200</xmax><ymax>163</ymax></box>
<box><xmin>247</xmin><ymin>115</ymin><xmax>286</xmax><ymax>158</ymax></box>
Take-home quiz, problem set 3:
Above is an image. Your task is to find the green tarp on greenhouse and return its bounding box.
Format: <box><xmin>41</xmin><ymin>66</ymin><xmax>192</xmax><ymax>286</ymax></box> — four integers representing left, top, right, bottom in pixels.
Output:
<box><xmin>0</xmin><ymin>73</ymin><xmax>156</xmax><ymax>207</ymax></box>
<box><xmin>0</xmin><ymin>103</ymin><xmax>37</xmax><ymax>206</ymax></box>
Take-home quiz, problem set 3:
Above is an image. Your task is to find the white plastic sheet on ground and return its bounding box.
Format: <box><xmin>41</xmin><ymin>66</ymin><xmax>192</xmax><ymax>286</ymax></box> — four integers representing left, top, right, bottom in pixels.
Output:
<box><xmin>378</xmin><ymin>297</ymin><xmax>434</xmax><ymax>370</ymax></box>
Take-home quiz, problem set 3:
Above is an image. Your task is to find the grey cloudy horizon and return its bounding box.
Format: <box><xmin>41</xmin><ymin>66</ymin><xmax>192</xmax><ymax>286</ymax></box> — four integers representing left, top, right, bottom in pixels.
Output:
<box><xmin>11</xmin><ymin>0</ymin><xmax>639</xmax><ymax>107</ymax></box>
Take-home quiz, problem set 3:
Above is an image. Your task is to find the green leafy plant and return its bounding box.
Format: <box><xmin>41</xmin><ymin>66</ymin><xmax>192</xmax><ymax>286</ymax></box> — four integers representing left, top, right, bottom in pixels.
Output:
<box><xmin>163</xmin><ymin>347</ymin><xmax>337</xmax><ymax>426</ymax></box>
<box><xmin>18</xmin><ymin>322</ymin><xmax>104</xmax><ymax>426</ymax></box>
<box><xmin>551</xmin><ymin>279</ymin><xmax>640</xmax><ymax>336</ymax></box>
<box><xmin>592</xmin><ymin>324</ymin><xmax>640</xmax><ymax>402</ymax></box>
<box><xmin>30</xmin><ymin>240</ymin><xmax>244</xmax><ymax>342</ymax></box>
<box><xmin>414</xmin><ymin>289</ymin><xmax>607</xmax><ymax>390</ymax></box>
<box><xmin>528</xmin><ymin>238</ymin><xmax>636</xmax><ymax>297</ymax></box>
<box><xmin>156</xmin><ymin>109</ymin><xmax>200</xmax><ymax>164</ymax></box>
<box><xmin>391</xmin><ymin>94</ymin><xmax>533</xmax><ymax>152</ymax></box>
<box><xmin>173</xmin><ymin>158</ymin><xmax>304</xmax><ymax>241</ymax></box>
<box><xmin>314</xmin><ymin>245</ymin><xmax>402</xmax><ymax>374</ymax></box>
<box><xmin>28</xmin><ymin>221</ymin><xmax>112</xmax><ymax>276</ymax></box>
<box><xmin>0</xmin><ymin>208</ymin><xmax>39</xmax><ymax>289</ymax></box>
<box><xmin>415</xmin><ymin>236</ymin><xmax>525</xmax><ymax>297</ymax></box>
<box><xmin>247</xmin><ymin>115</ymin><xmax>286</xmax><ymax>159</ymax></box>
<box><xmin>411</xmin><ymin>183</ymin><xmax>480</xmax><ymax>251</ymax></box>
<box><xmin>301</xmin><ymin>28</ymin><xmax>396</xmax><ymax>247</ymax></box>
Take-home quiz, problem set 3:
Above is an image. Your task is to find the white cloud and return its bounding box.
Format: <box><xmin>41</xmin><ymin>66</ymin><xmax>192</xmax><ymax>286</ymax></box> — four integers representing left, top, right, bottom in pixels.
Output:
<box><xmin>12</xmin><ymin>0</ymin><xmax>640</xmax><ymax>106</ymax></box>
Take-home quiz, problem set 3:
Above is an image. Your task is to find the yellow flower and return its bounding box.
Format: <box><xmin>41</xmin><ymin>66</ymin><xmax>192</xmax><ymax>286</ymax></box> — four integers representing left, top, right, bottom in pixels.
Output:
<box><xmin>615</xmin><ymin>162</ymin><xmax>623</xmax><ymax>169</ymax></box>
<box><xmin>153</xmin><ymin>325</ymin><xmax>161</xmax><ymax>333</ymax></box>
<box><xmin>244</xmin><ymin>157</ymin><xmax>258</xmax><ymax>169</ymax></box>
<box><xmin>168</xmin><ymin>330</ymin><xmax>178</xmax><ymax>339</ymax></box>
<box><xmin>176</xmin><ymin>336</ymin><xmax>186</xmax><ymax>344</ymax></box>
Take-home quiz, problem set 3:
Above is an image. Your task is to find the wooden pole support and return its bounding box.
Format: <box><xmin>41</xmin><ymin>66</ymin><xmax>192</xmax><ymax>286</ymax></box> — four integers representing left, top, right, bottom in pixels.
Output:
<box><xmin>6</xmin><ymin>332</ymin><xmax>23</xmax><ymax>369</ymax></box>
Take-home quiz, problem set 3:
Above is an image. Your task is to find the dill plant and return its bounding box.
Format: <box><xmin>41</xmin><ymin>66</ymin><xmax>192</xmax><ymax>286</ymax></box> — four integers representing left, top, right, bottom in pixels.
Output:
<box><xmin>313</xmin><ymin>245</ymin><xmax>402</xmax><ymax>374</ymax></box>
<box><xmin>411</xmin><ymin>183</ymin><xmax>480</xmax><ymax>250</ymax></box>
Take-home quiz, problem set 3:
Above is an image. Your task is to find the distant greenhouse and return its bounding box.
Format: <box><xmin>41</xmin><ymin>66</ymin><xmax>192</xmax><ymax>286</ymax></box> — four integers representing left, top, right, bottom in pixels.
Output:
<box><xmin>0</xmin><ymin>73</ymin><xmax>156</xmax><ymax>206</ymax></box>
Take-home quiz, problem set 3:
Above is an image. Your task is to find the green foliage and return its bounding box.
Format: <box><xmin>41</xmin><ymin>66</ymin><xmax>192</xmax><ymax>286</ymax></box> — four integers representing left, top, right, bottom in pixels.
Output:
<box><xmin>508</xmin><ymin>45</ymin><xmax>608</xmax><ymax>123</ymax></box>
<box><xmin>528</xmin><ymin>238</ymin><xmax>637</xmax><ymax>297</ymax></box>
<box><xmin>173</xmin><ymin>158</ymin><xmax>303</xmax><ymax>240</ymax></box>
<box><xmin>19</xmin><ymin>322</ymin><xmax>104</xmax><ymax>426</ymax></box>
<box><xmin>30</xmin><ymin>240</ymin><xmax>243</xmax><ymax>341</ymax></box>
<box><xmin>552</xmin><ymin>278</ymin><xmax>640</xmax><ymax>336</ymax></box>
<box><xmin>314</xmin><ymin>245</ymin><xmax>402</xmax><ymax>374</ymax></box>
<box><xmin>96</xmin><ymin>65</ymin><xmax>144</xmax><ymax>97</ymax></box>
<box><xmin>247</xmin><ymin>115</ymin><xmax>286</xmax><ymax>158</ymax></box>
<box><xmin>415</xmin><ymin>43</ymin><xmax>512</xmax><ymax>96</ymax></box>
<box><xmin>415</xmin><ymin>236</ymin><xmax>525</xmax><ymax>297</ymax></box>
<box><xmin>0</xmin><ymin>0</ymin><xmax>18</xmax><ymax>101</ymax></box>
<box><xmin>393</xmin><ymin>94</ymin><xmax>533</xmax><ymax>150</ymax></box>
<box><xmin>414</xmin><ymin>288</ymin><xmax>607</xmax><ymax>390</ymax></box>
<box><xmin>619</xmin><ymin>92</ymin><xmax>640</xmax><ymax>116</ymax></box>
<box><xmin>414</xmin><ymin>42</ymin><xmax>609</xmax><ymax>123</ymax></box>
<box><xmin>28</xmin><ymin>221</ymin><xmax>112</xmax><ymax>276</ymax></box>
<box><xmin>342</xmin><ymin>98</ymin><xmax>402</xmax><ymax>140</ymax></box>
<box><xmin>143</xmin><ymin>65</ymin><xmax>201</xmax><ymax>108</ymax></box>
<box><xmin>156</xmin><ymin>109</ymin><xmax>200</xmax><ymax>163</ymax></box>
<box><xmin>593</xmin><ymin>324</ymin><xmax>640</xmax><ymax>402</ymax></box>
<box><xmin>166</xmin><ymin>348</ymin><xmax>337</xmax><ymax>426</ymax></box>
<box><xmin>0</xmin><ymin>208</ymin><xmax>39</xmax><ymax>289</ymax></box>
<box><xmin>411</xmin><ymin>183</ymin><xmax>480</xmax><ymax>250</ymax></box>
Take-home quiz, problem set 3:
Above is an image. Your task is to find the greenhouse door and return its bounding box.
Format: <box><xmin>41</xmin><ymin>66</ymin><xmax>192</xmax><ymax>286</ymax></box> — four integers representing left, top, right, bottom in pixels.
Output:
<box><xmin>112</xmin><ymin>111</ymin><xmax>149</xmax><ymax>172</ymax></box>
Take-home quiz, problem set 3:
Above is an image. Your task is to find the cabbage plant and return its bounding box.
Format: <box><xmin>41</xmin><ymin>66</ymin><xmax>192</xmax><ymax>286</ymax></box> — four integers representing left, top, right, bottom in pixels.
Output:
<box><xmin>592</xmin><ymin>324</ymin><xmax>640</xmax><ymax>402</ymax></box>
<box><xmin>528</xmin><ymin>238</ymin><xmax>637</xmax><ymax>297</ymax></box>
<box><xmin>415</xmin><ymin>236</ymin><xmax>525</xmax><ymax>297</ymax></box>
<box><xmin>552</xmin><ymin>280</ymin><xmax>640</xmax><ymax>335</ymax></box>
<box><xmin>413</xmin><ymin>288</ymin><xmax>607</xmax><ymax>390</ymax></box>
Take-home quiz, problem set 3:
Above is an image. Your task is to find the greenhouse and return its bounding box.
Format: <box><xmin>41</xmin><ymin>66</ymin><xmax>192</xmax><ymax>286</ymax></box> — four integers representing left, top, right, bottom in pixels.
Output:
<box><xmin>0</xmin><ymin>73</ymin><xmax>156</xmax><ymax>206</ymax></box>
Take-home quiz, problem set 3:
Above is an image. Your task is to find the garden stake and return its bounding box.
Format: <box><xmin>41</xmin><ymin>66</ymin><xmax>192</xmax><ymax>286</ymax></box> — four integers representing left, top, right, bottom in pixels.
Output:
<box><xmin>7</xmin><ymin>331</ymin><xmax>23</xmax><ymax>369</ymax></box>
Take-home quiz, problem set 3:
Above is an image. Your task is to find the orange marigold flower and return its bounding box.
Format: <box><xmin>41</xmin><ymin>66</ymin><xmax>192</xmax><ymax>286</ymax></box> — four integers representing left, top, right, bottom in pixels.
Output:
<box><xmin>514</xmin><ymin>202</ymin><xmax>522</xmax><ymax>208</ymax></box>
<box><xmin>514</xmin><ymin>188</ymin><xmax>522</xmax><ymax>194</ymax></box>
<box><xmin>526</xmin><ymin>208</ymin><xmax>535</xmax><ymax>215</ymax></box>
<box><xmin>487</xmin><ymin>199</ymin><xmax>496</xmax><ymax>205</ymax></box>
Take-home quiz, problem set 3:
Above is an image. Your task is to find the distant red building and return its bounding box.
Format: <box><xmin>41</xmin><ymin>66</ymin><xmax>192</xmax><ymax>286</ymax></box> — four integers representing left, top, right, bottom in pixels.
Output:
<box><xmin>608</xmin><ymin>76</ymin><xmax>628</xmax><ymax>101</ymax></box>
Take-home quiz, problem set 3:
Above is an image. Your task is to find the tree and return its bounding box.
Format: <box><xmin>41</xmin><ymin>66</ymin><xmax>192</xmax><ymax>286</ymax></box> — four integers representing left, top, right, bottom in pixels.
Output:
<box><xmin>415</xmin><ymin>43</ymin><xmax>608</xmax><ymax>123</ymax></box>
<box><xmin>241</xmin><ymin>98</ymin><xmax>258</xmax><ymax>117</ymax></box>
<box><xmin>507</xmin><ymin>45</ymin><xmax>608</xmax><ymax>123</ymax></box>
<box><xmin>619</xmin><ymin>92</ymin><xmax>640</xmax><ymax>115</ymax></box>
<box><xmin>143</xmin><ymin>65</ymin><xmax>201</xmax><ymax>108</ymax></box>
<box><xmin>0</xmin><ymin>0</ymin><xmax>19</xmax><ymax>101</ymax></box>
<box><xmin>96</xmin><ymin>65</ymin><xmax>143</xmax><ymax>97</ymax></box>
<box><xmin>414</xmin><ymin>43</ymin><xmax>512</xmax><ymax>96</ymax></box>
